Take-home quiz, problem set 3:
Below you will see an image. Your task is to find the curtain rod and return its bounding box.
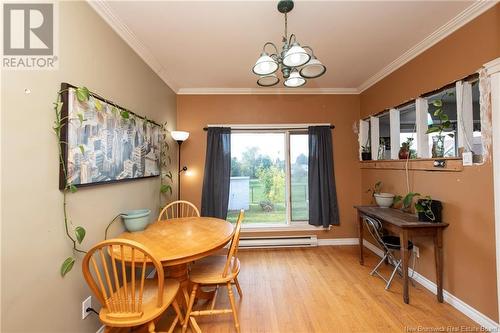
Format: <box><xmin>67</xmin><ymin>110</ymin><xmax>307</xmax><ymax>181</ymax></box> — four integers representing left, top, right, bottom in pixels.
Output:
<box><xmin>203</xmin><ymin>124</ymin><xmax>335</xmax><ymax>131</ymax></box>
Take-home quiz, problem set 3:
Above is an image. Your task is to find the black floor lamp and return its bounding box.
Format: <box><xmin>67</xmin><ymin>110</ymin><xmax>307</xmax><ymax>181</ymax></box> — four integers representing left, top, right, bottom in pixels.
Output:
<box><xmin>171</xmin><ymin>131</ymin><xmax>189</xmax><ymax>201</ymax></box>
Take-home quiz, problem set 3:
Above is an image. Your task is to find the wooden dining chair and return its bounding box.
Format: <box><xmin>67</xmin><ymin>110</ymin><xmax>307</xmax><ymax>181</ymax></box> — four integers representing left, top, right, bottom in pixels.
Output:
<box><xmin>82</xmin><ymin>239</ymin><xmax>182</xmax><ymax>333</ymax></box>
<box><xmin>158</xmin><ymin>200</ymin><xmax>200</xmax><ymax>221</ymax></box>
<box><xmin>182</xmin><ymin>209</ymin><xmax>244</xmax><ymax>333</ymax></box>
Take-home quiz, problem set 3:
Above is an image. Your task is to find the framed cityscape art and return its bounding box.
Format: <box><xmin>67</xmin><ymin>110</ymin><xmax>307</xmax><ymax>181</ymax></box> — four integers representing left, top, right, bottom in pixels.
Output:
<box><xmin>59</xmin><ymin>83</ymin><xmax>160</xmax><ymax>190</ymax></box>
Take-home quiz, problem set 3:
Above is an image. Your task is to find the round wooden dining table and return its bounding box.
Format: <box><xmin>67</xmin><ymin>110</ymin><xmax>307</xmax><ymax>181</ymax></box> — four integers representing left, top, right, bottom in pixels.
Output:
<box><xmin>117</xmin><ymin>216</ymin><xmax>234</xmax><ymax>303</ymax></box>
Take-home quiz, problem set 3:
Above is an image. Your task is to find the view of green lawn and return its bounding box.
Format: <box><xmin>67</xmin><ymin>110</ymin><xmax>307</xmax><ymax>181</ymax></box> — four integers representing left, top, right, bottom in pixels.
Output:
<box><xmin>227</xmin><ymin>179</ymin><xmax>308</xmax><ymax>224</ymax></box>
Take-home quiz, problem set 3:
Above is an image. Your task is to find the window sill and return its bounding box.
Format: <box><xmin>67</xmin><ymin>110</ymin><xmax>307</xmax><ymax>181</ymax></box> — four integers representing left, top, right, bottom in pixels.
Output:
<box><xmin>359</xmin><ymin>157</ymin><xmax>464</xmax><ymax>172</ymax></box>
<box><xmin>241</xmin><ymin>222</ymin><xmax>331</xmax><ymax>232</ymax></box>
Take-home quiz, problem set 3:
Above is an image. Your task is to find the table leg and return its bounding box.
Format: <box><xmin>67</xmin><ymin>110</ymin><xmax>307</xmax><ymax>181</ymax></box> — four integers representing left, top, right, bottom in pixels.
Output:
<box><xmin>168</xmin><ymin>263</ymin><xmax>191</xmax><ymax>305</ymax></box>
<box><xmin>400</xmin><ymin>230</ymin><xmax>410</xmax><ymax>304</ymax></box>
<box><xmin>358</xmin><ymin>212</ymin><xmax>364</xmax><ymax>265</ymax></box>
<box><xmin>434</xmin><ymin>229</ymin><xmax>444</xmax><ymax>303</ymax></box>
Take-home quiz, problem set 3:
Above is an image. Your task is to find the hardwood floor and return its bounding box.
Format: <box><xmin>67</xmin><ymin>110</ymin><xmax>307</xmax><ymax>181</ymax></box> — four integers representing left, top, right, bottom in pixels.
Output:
<box><xmin>120</xmin><ymin>246</ymin><xmax>478</xmax><ymax>332</ymax></box>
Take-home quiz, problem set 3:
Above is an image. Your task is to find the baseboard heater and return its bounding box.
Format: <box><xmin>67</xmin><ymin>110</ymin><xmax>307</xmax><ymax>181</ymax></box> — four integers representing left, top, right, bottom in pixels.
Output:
<box><xmin>239</xmin><ymin>235</ymin><xmax>318</xmax><ymax>249</ymax></box>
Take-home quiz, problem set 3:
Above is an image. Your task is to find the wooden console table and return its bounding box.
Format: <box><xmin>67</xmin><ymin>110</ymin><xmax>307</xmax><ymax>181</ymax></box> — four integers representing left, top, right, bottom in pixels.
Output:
<box><xmin>354</xmin><ymin>205</ymin><xmax>449</xmax><ymax>304</ymax></box>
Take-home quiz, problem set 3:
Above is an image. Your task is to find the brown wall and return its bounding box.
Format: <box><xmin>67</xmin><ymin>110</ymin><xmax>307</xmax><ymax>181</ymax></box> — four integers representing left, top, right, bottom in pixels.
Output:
<box><xmin>360</xmin><ymin>5</ymin><xmax>500</xmax><ymax>322</ymax></box>
<box><xmin>1</xmin><ymin>2</ymin><xmax>177</xmax><ymax>332</ymax></box>
<box><xmin>176</xmin><ymin>94</ymin><xmax>360</xmax><ymax>239</ymax></box>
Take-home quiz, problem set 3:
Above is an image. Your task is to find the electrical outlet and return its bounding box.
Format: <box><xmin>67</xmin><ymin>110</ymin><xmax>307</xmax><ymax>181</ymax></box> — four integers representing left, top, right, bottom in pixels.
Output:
<box><xmin>413</xmin><ymin>246</ymin><xmax>420</xmax><ymax>258</ymax></box>
<box><xmin>82</xmin><ymin>296</ymin><xmax>92</xmax><ymax>319</ymax></box>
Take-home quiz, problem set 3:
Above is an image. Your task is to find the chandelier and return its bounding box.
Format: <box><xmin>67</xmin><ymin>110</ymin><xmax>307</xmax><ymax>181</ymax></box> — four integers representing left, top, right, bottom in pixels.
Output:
<box><xmin>252</xmin><ymin>0</ymin><xmax>327</xmax><ymax>88</ymax></box>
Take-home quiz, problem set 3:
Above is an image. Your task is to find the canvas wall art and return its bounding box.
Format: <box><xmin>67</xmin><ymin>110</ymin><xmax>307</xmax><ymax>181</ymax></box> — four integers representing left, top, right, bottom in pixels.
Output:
<box><xmin>59</xmin><ymin>83</ymin><xmax>160</xmax><ymax>189</ymax></box>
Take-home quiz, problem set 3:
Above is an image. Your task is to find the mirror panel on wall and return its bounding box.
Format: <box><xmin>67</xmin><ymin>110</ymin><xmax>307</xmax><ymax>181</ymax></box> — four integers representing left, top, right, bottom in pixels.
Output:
<box><xmin>471</xmin><ymin>79</ymin><xmax>482</xmax><ymax>155</ymax></box>
<box><xmin>378</xmin><ymin>112</ymin><xmax>391</xmax><ymax>160</ymax></box>
<box><xmin>399</xmin><ymin>102</ymin><xmax>417</xmax><ymax>159</ymax></box>
<box><xmin>426</xmin><ymin>86</ymin><xmax>457</xmax><ymax>157</ymax></box>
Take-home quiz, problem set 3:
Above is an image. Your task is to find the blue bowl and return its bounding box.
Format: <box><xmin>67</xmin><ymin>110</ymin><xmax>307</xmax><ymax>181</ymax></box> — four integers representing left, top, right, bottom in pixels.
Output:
<box><xmin>121</xmin><ymin>209</ymin><xmax>151</xmax><ymax>232</ymax></box>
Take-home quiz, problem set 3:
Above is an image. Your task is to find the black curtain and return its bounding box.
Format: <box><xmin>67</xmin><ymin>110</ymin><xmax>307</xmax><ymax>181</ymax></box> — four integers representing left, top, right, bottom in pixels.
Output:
<box><xmin>201</xmin><ymin>127</ymin><xmax>231</xmax><ymax>219</ymax></box>
<box><xmin>308</xmin><ymin>126</ymin><xmax>339</xmax><ymax>227</ymax></box>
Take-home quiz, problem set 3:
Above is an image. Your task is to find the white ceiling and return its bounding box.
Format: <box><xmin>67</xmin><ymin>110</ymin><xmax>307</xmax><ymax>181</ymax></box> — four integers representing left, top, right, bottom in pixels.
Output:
<box><xmin>90</xmin><ymin>1</ymin><xmax>495</xmax><ymax>94</ymax></box>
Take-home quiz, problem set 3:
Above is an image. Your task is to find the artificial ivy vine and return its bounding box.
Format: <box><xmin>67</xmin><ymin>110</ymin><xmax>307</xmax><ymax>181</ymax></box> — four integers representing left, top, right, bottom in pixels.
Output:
<box><xmin>54</xmin><ymin>86</ymin><xmax>173</xmax><ymax>277</ymax></box>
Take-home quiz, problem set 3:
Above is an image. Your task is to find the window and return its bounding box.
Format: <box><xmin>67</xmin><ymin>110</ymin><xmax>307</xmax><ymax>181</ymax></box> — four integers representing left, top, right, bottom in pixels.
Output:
<box><xmin>471</xmin><ymin>80</ymin><xmax>482</xmax><ymax>155</ymax></box>
<box><xmin>227</xmin><ymin>130</ymin><xmax>309</xmax><ymax>226</ymax></box>
<box><xmin>378</xmin><ymin>112</ymin><xmax>391</xmax><ymax>160</ymax></box>
<box><xmin>427</xmin><ymin>87</ymin><xmax>457</xmax><ymax>157</ymax></box>
<box><xmin>399</xmin><ymin>102</ymin><xmax>417</xmax><ymax>158</ymax></box>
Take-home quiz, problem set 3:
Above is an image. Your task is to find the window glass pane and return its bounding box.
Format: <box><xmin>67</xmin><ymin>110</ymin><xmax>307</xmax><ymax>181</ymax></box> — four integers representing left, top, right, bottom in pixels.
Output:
<box><xmin>378</xmin><ymin>112</ymin><xmax>391</xmax><ymax>160</ymax></box>
<box><xmin>399</xmin><ymin>102</ymin><xmax>417</xmax><ymax>159</ymax></box>
<box><xmin>227</xmin><ymin>133</ymin><xmax>286</xmax><ymax>224</ymax></box>
<box><xmin>290</xmin><ymin>134</ymin><xmax>308</xmax><ymax>221</ymax></box>
<box><xmin>427</xmin><ymin>87</ymin><xmax>457</xmax><ymax>157</ymax></box>
<box><xmin>472</xmin><ymin>80</ymin><xmax>482</xmax><ymax>155</ymax></box>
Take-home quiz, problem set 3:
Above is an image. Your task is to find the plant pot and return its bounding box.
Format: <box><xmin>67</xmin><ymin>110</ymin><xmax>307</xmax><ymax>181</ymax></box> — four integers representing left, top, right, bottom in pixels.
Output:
<box><xmin>374</xmin><ymin>193</ymin><xmax>395</xmax><ymax>208</ymax></box>
<box><xmin>121</xmin><ymin>209</ymin><xmax>151</xmax><ymax>232</ymax></box>
<box><xmin>398</xmin><ymin>148</ymin><xmax>409</xmax><ymax>159</ymax></box>
<box><xmin>417</xmin><ymin>199</ymin><xmax>442</xmax><ymax>222</ymax></box>
<box><xmin>431</xmin><ymin>135</ymin><xmax>445</xmax><ymax>158</ymax></box>
<box><xmin>361</xmin><ymin>152</ymin><xmax>371</xmax><ymax>161</ymax></box>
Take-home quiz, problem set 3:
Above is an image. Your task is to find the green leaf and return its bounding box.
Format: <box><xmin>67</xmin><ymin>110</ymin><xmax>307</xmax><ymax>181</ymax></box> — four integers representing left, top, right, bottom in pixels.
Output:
<box><xmin>432</xmin><ymin>99</ymin><xmax>442</xmax><ymax>107</ymax></box>
<box><xmin>120</xmin><ymin>110</ymin><xmax>130</xmax><ymax>119</ymax></box>
<box><xmin>160</xmin><ymin>184</ymin><xmax>172</xmax><ymax>195</ymax></box>
<box><xmin>442</xmin><ymin>120</ymin><xmax>451</xmax><ymax>128</ymax></box>
<box><xmin>54</xmin><ymin>101</ymin><xmax>63</xmax><ymax>114</ymax></box>
<box><xmin>440</xmin><ymin>114</ymin><xmax>449</xmax><ymax>121</ymax></box>
<box><xmin>94</xmin><ymin>99</ymin><xmax>103</xmax><ymax>111</ymax></box>
<box><xmin>165</xmin><ymin>171</ymin><xmax>173</xmax><ymax>181</ymax></box>
<box><xmin>415</xmin><ymin>202</ymin><xmax>424</xmax><ymax>212</ymax></box>
<box><xmin>77</xmin><ymin>113</ymin><xmax>84</xmax><ymax>125</ymax></box>
<box><xmin>403</xmin><ymin>192</ymin><xmax>420</xmax><ymax>209</ymax></box>
<box><xmin>426</xmin><ymin>127</ymin><xmax>441</xmax><ymax>134</ymax></box>
<box><xmin>60</xmin><ymin>257</ymin><xmax>75</xmax><ymax>277</ymax></box>
<box><xmin>69</xmin><ymin>184</ymin><xmax>78</xmax><ymax>193</ymax></box>
<box><xmin>78</xmin><ymin>145</ymin><xmax>85</xmax><ymax>154</ymax></box>
<box><xmin>111</xmin><ymin>106</ymin><xmax>118</xmax><ymax>115</ymax></box>
<box><xmin>75</xmin><ymin>226</ymin><xmax>86</xmax><ymax>244</ymax></box>
<box><xmin>76</xmin><ymin>87</ymin><xmax>90</xmax><ymax>102</ymax></box>
<box><xmin>433</xmin><ymin>109</ymin><xmax>442</xmax><ymax>116</ymax></box>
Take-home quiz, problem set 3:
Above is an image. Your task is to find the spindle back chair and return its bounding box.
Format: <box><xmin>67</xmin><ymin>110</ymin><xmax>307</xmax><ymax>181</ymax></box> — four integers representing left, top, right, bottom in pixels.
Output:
<box><xmin>82</xmin><ymin>239</ymin><xmax>181</xmax><ymax>332</ymax></box>
<box><xmin>158</xmin><ymin>200</ymin><xmax>200</xmax><ymax>221</ymax></box>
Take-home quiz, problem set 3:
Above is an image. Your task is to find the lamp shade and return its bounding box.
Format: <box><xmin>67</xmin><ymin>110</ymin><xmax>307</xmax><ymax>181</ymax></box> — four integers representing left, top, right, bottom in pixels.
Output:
<box><xmin>257</xmin><ymin>74</ymin><xmax>280</xmax><ymax>87</ymax></box>
<box><xmin>284</xmin><ymin>69</ymin><xmax>306</xmax><ymax>88</ymax></box>
<box><xmin>299</xmin><ymin>57</ymin><xmax>326</xmax><ymax>78</ymax></box>
<box><xmin>252</xmin><ymin>52</ymin><xmax>279</xmax><ymax>76</ymax></box>
<box><xmin>283</xmin><ymin>43</ymin><xmax>311</xmax><ymax>67</ymax></box>
<box><xmin>171</xmin><ymin>131</ymin><xmax>189</xmax><ymax>142</ymax></box>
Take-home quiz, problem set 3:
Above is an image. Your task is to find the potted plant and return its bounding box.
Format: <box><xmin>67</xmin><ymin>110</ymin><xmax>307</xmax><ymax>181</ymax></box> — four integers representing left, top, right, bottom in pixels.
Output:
<box><xmin>415</xmin><ymin>196</ymin><xmax>443</xmax><ymax>222</ymax></box>
<box><xmin>367</xmin><ymin>181</ymin><xmax>395</xmax><ymax>208</ymax></box>
<box><xmin>427</xmin><ymin>92</ymin><xmax>455</xmax><ymax>158</ymax></box>
<box><xmin>398</xmin><ymin>137</ymin><xmax>414</xmax><ymax>159</ymax></box>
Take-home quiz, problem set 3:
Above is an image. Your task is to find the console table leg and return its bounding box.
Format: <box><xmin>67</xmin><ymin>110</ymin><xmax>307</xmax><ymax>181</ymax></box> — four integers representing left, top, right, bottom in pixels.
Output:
<box><xmin>400</xmin><ymin>230</ymin><xmax>410</xmax><ymax>304</ymax></box>
<box><xmin>434</xmin><ymin>229</ymin><xmax>444</xmax><ymax>303</ymax></box>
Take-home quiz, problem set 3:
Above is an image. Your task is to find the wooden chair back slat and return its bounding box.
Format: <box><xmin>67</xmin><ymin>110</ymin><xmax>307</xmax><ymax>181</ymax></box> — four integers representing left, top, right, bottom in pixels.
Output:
<box><xmin>82</xmin><ymin>239</ymin><xmax>165</xmax><ymax>320</ymax></box>
<box><xmin>223</xmin><ymin>210</ymin><xmax>244</xmax><ymax>278</ymax></box>
<box><xmin>158</xmin><ymin>200</ymin><xmax>200</xmax><ymax>220</ymax></box>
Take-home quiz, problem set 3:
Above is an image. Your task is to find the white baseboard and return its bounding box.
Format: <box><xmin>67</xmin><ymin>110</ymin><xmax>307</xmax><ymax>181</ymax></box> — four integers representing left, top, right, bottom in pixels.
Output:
<box><xmin>318</xmin><ymin>238</ymin><xmax>359</xmax><ymax>246</ymax></box>
<box><xmin>362</xmin><ymin>240</ymin><xmax>499</xmax><ymax>330</ymax></box>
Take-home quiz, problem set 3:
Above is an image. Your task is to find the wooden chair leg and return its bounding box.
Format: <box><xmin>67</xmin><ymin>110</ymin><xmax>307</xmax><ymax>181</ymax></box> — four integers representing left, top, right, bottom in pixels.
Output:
<box><xmin>182</xmin><ymin>283</ymin><xmax>198</xmax><ymax>333</ymax></box>
<box><xmin>210</xmin><ymin>285</ymin><xmax>219</xmax><ymax>310</ymax></box>
<box><xmin>189</xmin><ymin>317</ymin><xmax>202</xmax><ymax>333</ymax></box>
<box><xmin>167</xmin><ymin>299</ymin><xmax>182</xmax><ymax>333</ymax></box>
<box><xmin>148</xmin><ymin>321</ymin><xmax>156</xmax><ymax>333</ymax></box>
<box><xmin>227</xmin><ymin>282</ymin><xmax>240</xmax><ymax>333</ymax></box>
<box><xmin>234</xmin><ymin>277</ymin><xmax>243</xmax><ymax>298</ymax></box>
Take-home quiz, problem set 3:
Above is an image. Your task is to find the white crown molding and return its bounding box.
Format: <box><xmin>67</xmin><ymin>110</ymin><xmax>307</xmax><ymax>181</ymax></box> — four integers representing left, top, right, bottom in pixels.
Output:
<box><xmin>357</xmin><ymin>0</ymin><xmax>499</xmax><ymax>93</ymax></box>
<box><xmin>363</xmin><ymin>240</ymin><xmax>500</xmax><ymax>330</ymax></box>
<box><xmin>86</xmin><ymin>0</ymin><xmax>178</xmax><ymax>92</ymax></box>
<box><xmin>177</xmin><ymin>87</ymin><xmax>360</xmax><ymax>95</ymax></box>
